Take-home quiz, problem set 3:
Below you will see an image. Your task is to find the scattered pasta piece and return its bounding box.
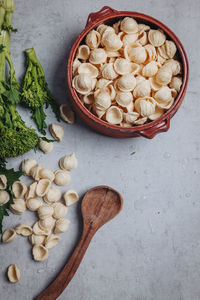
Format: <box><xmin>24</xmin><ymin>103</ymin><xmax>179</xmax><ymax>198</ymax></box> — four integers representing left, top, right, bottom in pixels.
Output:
<box><xmin>7</xmin><ymin>264</ymin><xmax>20</xmax><ymax>283</ymax></box>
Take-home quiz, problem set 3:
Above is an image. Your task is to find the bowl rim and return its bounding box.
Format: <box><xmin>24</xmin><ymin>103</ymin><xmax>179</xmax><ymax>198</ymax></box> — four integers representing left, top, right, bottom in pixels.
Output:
<box><xmin>67</xmin><ymin>9</ymin><xmax>189</xmax><ymax>134</ymax></box>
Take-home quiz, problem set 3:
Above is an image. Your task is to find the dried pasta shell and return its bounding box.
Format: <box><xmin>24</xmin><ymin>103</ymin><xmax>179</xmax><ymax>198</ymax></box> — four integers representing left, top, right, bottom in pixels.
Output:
<box><xmin>21</xmin><ymin>159</ymin><xmax>37</xmax><ymax>176</ymax></box>
<box><xmin>0</xmin><ymin>190</ymin><xmax>9</xmax><ymax>205</ymax></box>
<box><xmin>122</xmin><ymin>33</ymin><xmax>138</xmax><ymax>46</ymax></box>
<box><xmin>114</xmin><ymin>58</ymin><xmax>133</xmax><ymax>75</ymax></box>
<box><xmin>164</xmin><ymin>59</ymin><xmax>181</xmax><ymax>76</ymax></box>
<box><xmin>39</xmin><ymin>138</ymin><xmax>54</xmax><ymax>154</ymax></box>
<box><xmin>76</xmin><ymin>45</ymin><xmax>90</xmax><ymax>60</ymax></box>
<box><xmin>15</xmin><ymin>224</ymin><xmax>32</xmax><ymax>236</ymax></box>
<box><xmin>169</xmin><ymin>76</ymin><xmax>182</xmax><ymax>92</ymax></box>
<box><xmin>156</xmin><ymin>97</ymin><xmax>174</xmax><ymax>109</ymax></box>
<box><xmin>149</xmin><ymin>106</ymin><xmax>164</xmax><ymax>121</ymax></box>
<box><xmin>159</xmin><ymin>40</ymin><xmax>177</xmax><ymax>59</ymax></box>
<box><xmin>133</xmin><ymin>79</ymin><xmax>151</xmax><ymax>98</ymax></box>
<box><xmin>2</xmin><ymin>228</ymin><xmax>16</xmax><ymax>243</ymax></box>
<box><xmin>101</xmin><ymin>63</ymin><xmax>118</xmax><ymax>80</ymax></box>
<box><xmin>138</xmin><ymin>31</ymin><xmax>148</xmax><ymax>45</ymax></box>
<box><xmin>123</xmin><ymin>112</ymin><xmax>139</xmax><ymax>123</ymax></box>
<box><xmin>72</xmin><ymin>58</ymin><xmax>81</xmax><ymax>75</ymax></box>
<box><xmin>142</xmin><ymin>61</ymin><xmax>158</xmax><ymax>77</ymax></box>
<box><xmin>59</xmin><ymin>153</ymin><xmax>78</xmax><ymax>171</ymax></box>
<box><xmin>120</xmin><ymin>17</ymin><xmax>138</xmax><ymax>34</ymax></box>
<box><xmin>38</xmin><ymin>206</ymin><xmax>54</xmax><ymax>219</ymax></box>
<box><xmin>32</xmin><ymin>245</ymin><xmax>48</xmax><ymax>262</ymax></box>
<box><xmin>25</xmin><ymin>182</ymin><xmax>37</xmax><ymax>200</ymax></box>
<box><xmin>134</xmin><ymin>117</ymin><xmax>147</xmax><ymax>125</ymax></box>
<box><xmin>154</xmin><ymin>86</ymin><xmax>172</xmax><ymax>103</ymax></box>
<box><xmin>102</xmin><ymin>31</ymin><xmax>123</xmax><ymax>51</ymax></box>
<box><xmin>144</xmin><ymin>44</ymin><xmax>157</xmax><ymax>62</ymax></box>
<box><xmin>50</xmin><ymin>124</ymin><xmax>64</xmax><ymax>141</ymax></box>
<box><xmin>85</xmin><ymin>30</ymin><xmax>101</xmax><ymax>49</ymax></box>
<box><xmin>26</xmin><ymin>197</ymin><xmax>42</xmax><ymax>212</ymax></box>
<box><xmin>36</xmin><ymin>179</ymin><xmax>51</xmax><ymax>197</ymax></box>
<box><xmin>155</xmin><ymin>65</ymin><xmax>172</xmax><ymax>85</ymax></box>
<box><xmin>10</xmin><ymin>199</ymin><xmax>26</xmax><ymax>215</ymax></box>
<box><xmin>38</xmin><ymin>216</ymin><xmax>55</xmax><ymax>230</ymax></box>
<box><xmin>0</xmin><ymin>174</ymin><xmax>7</xmax><ymax>190</ymax></box>
<box><xmin>148</xmin><ymin>29</ymin><xmax>166</xmax><ymax>47</ymax></box>
<box><xmin>32</xmin><ymin>221</ymin><xmax>50</xmax><ymax>236</ymax></box>
<box><xmin>63</xmin><ymin>190</ymin><xmax>79</xmax><ymax>206</ymax></box>
<box><xmin>54</xmin><ymin>170</ymin><xmax>71</xmax><ymax>186</ymax></box>
<box><xmin>89</xmin><ymin>48</ymin><xmax>107</xmax><ymax>65</ymax></box>
<box><xmin>105</xmin><ymin>106</ymin><xmax>123</xmax><ymax>125</ymax></box>
<box><xmin>59</xmin><ymin>103</ymin><xmax>75</xmax><ymax>124</ymax></box>
<box><xmin>78</xmin><ymin>63</ymin><xmax>99</xmax><ymax>78</ymax></box>
<box><xmin>125</xmin><ymin>44</ymin><xmax>147</xmax><ymax>64</ymax></box>
<box><xmin>39</xmin><ymin>168</ymin><xmax>55</xmax><ymax>182</ymax></box>
<box><xmin>54</xmin><ymin>218</ymin><xmax>70</xmax><ymax>234</ymax></box>
<box><xmin>7</xmin><ymin>264</ymin><xmax>20</xmax><ymax>283</ymax></box>
<box><xmin>94</xmin><ymin>90</ymin><xmax>111</xmax><ymax>111</ymax></box>
<box><xmin>53</xmin><ymin>202</ymin><xmax>68</xmax><ymax>219</ymax></box>
<box><xmin>121</xmin><ymin>122</ymin><xmax>132</xmax><ymax>127</ymax></box>
<box><xmin>72</xmin><ymin>74</ymin><xmax>94</xmax><ymax>95</ymax></box>
<box><xmin>83</xmin><ymin>92</ymin><xmax>94</xmax><ymax>105</ymax></box>
<box><xmin>138</xmin><ymin>24</ymin><xmax>150</xmax><ymax>34</ymax></box>
<box><xmin>45</xmin><ymin>234</ymin><xmax>60</xmax><ymax>249</ymax></box>
<box><xmin>12</xmin><ymin>181</ymin><xmax>27</xmax><ymax>198</ymax></box>
<box><xmin>125</xmin><ymin>101</ymin><xmax>134</xmax><ymax>113</ymax></box>
<box><xmin>93</xmin><ymin>107</ymin><xmax>106</xmax><ymax>119</ymax></box>
<box><xmin>116</xmin><ymin>92</ymin><xmax>133</xmax><ymax>107</ymax></box>
<box><xmin>113</xmin><ymin>20</ymin><xmax>121</xmax><ymax>34</ymax></box>
<box><xmin>135</xmin><ymin>75</ymin><xmax>146</xmax><ymax>85</ymax></box>
<box><xmin>116</xmin><ymin>74</ymin><xmax>136</xmax><ymax>92</ymax></box>
<box><xmin>105</xmin><ymin>50</ymin><xmax>120</xmax><ymax>58</ymax></box>
<box><xmin>30</xmin><ymin>164</ymin><xmax>42</xmax><ymax>181</ymax></box>
<box><xmin>96</xmin><ymin>79</ymin><xmax>112</xmax><ymax>90</ymax></box>
<box><xmin>29</xmin><ymin>234</ymin><xmax>46</xmax><ymax>245</ymax></box>
<box><xmin>135</xmin><ymin>97</ymin><xmax>156</xmax><ymax>117</ymax></box>
<box><xmin>97</xmin><ymin>24</ymin><xmax>114</xmax><ymax>36</ymax></box>
<box><xmin>149</xmin><ymin>77</ymin><xmax>162</xmax><ymax>91</ymax></box>
<box><xmin>43</xmin><ymin>187</ymin><xmax>62</xmax><ymax>204</ymax></box>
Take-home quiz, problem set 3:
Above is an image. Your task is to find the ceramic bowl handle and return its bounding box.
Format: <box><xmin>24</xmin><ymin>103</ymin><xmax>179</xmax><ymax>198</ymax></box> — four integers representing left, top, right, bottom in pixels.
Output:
<box><xmin>86</xmin><ymin>6</ymin><xmax>117</xmax><ymax>26</ymax></box>
<box><xmin>139</xmin><ymin>117</ymin><xmax>170</xmax><ymax>139</ymax></box>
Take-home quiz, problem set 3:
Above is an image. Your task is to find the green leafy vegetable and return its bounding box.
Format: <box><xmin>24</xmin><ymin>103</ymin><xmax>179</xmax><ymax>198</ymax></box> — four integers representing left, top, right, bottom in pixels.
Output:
<box><xmin>130</xmin><ymin>151</ymin><xmax>136</xmax><ymax>155</ymax></box>
<box><xmin>0</xmin><ymin>0</ymin><xmax>40</xmax><ymax>159</ymax></box>
<box><xmin>0</xmin><ymin>165</ymin><xmax>23</xmax><ymax>233</ymax></box>
<box><xmin>21</xmin><ymin>47</ymin><xmax>60</xmax><ymax>135</ymax></box>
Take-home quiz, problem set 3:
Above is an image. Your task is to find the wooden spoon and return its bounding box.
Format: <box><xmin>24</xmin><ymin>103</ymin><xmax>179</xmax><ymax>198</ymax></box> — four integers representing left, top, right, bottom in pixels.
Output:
<box><xmin>36</xmin><ymin>185</ymin><xmax>123</xmax><ymax>300</ymax></box>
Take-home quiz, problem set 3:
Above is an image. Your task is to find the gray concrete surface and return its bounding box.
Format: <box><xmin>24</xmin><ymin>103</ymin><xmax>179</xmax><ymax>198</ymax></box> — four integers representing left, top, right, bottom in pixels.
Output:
<box><xmin>0</xmin><ymin>0</ymin><xmax>199</xmax><ymax>299</ymax></box>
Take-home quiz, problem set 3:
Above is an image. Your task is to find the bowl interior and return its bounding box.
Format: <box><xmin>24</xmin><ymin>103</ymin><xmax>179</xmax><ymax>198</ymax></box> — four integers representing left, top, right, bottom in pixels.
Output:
<box><xmin>68</xmin><ymin>12</ymin><xmax>189</xmax><ymax>133</ymax></box>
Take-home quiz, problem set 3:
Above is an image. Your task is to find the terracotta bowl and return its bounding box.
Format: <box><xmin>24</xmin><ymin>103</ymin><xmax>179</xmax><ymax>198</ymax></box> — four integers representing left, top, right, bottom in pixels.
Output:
<box><xmin>67</xmin><ymin>6</ymin><xmax>189</xmax><ymax>138</ymax></box>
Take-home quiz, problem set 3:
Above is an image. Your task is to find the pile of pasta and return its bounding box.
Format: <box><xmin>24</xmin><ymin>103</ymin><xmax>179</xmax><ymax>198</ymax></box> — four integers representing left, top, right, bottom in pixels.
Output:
<box><xmin>72</xmin><ymin>17</ymin><xmax>183</xmax><ymax>126</ymax></box>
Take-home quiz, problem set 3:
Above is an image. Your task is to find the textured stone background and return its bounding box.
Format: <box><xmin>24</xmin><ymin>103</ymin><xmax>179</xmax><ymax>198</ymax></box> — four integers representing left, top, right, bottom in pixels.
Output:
<box><xmin>0</xmin><ymin>0</ymin><xmax>199</xmax><ymax>299</ymax></box>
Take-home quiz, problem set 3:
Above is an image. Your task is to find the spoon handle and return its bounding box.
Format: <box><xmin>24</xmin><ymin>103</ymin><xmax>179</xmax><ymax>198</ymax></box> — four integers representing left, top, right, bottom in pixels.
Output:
<box><xmin>35</xmin><ymin>227</ymin><xmax>94</xmax><ymax>300</ymax></box>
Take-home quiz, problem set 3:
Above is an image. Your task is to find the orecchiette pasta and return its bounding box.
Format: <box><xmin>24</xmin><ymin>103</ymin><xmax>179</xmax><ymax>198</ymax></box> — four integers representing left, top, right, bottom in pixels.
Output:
<box><xmin>39</xmin><ymin>138</ymin><xmax>54</xmax><ymax>154</ymax></box>
<box><xmin>21</xmin><ymin>159</ymin><xmax>37</xmax><ymax>176</ymax></box>
<box><xmin>10</xmin><ymin>199</ymin><xmax>26</xmax><ymax>215</ymax></box>
<box><xmin>15</xmin><ymin>224</ymin><xmax>32</xmax><ymax>236</ymax></box>
<box><xmin>26</xmin><ymin>197</ymin><xmax>42</xmax><ymax>211</ymax></box>
<box><xmin>25</xmin><ymin>182</ymin><xmax>37</xmax><ymax>200</ymax></box>
<box><xmin>2</xmin><ymin>228</ymin><xmax>16</xmax><ymax>243</ymax></box>
<box><xmin>54</xmin><ymin>218</ymin><xmax>70</xmax><ymax>234</ymax></box>
<box><xmin>50</xmin><ymin>124</ymin><xmax>64</xmax><ymax>141</ymax></box>
<box><xmin>7</xmin><ymin>264</ymin><xmax>20</xmax><ymax>283</ymax></box>
<box><xmin>38</xmin><ymin>205</ymin><xmax>54</xmax><ymax>219</ymax></box>
<box><xmin>12</xmin><ymin>181</ymin><xmax>27</xmax><ymax>198</ymax></box>
<box><xmin>0</xmin><ymin>174</ymin><xmax>7</xmax><ymax>190</ymax></box>
<box><xmin>45</xmin><ymin>234</ymin><xmax>60</xmax><ymax>249</ymax></box>
<box><xmin>43</xmin><ymin>187</ymin><xmax>62</xmax><ymax>203</ymax></box>
<box><xmin>72</xmin><ymin>17</ymin><xmax>182</xmax><ymax>126</ymax></box>
<box><xmin>39</xmin><ymin>168</ymin><xmax>55</xmax><ymax>181</ymax></box>
<box><xmin>36</xmin><ymin>179</ymin><xmax>51</xmax><ymax>197</ymax></box>
<box><xmin>63</xmin><ymin>190</ymin><xmax>79</xmax><ymax>206</ymax></box>
<box><xmin>60</xmin><ymin>104</ymin><xmax>75</xmax><ymax>124</ymax></box>
<box><xmin>59</xmin><ymin>153</ymin><xmax>78</xmax><ymax>171</ymax></box>
<box><xmin>32</xmin><ymin>245</ymin><xmax>48</xmax><ymax>261</ymax></box>
<box><xmin>53</xmin><ymin>203</ymin><xmax>68</xmax><ymax>219</ymax></box>
<box><xmin>54</xmin><ymin>170</ymin><xmax>71</xmax><ymax>186</ymax></box>
<box><xmin>0</xmin><ymin>190</ymin><xmax>10</xmax><ymax>205</ymax></box>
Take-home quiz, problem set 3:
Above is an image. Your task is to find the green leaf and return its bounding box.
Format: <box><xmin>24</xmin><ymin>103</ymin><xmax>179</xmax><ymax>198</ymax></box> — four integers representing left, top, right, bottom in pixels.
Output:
<box><xmin>3</xmin><ymin>88</ymin><xmax>21</xmax><ymax>104</ymax></box>
<box><xmin>2</xmin><ymin>25</ymin><xmax>18</xmax><ymax>33</ymax></box>
<box><xmin>0</xmin><ymin>44</ymin><xmax>5</xmax><ymax>53</ymax></box>
<box><xmin>32</xmin><ymin>107</ymin><xmax>47</xmax><ymax>135</ymax></box>
<box><xmin>40</xmin><ymin>136</ymin><xmax>56</xmax><ymax>143</ymax></box>
<box><xmin>130</xmin><ymin>152</ymin><xmax>136</xmax><ymax>155</ymax></box>
<box><xmin>0</xmin><ymin>165</ymin><xmax>23</xmax><ymax>233</ymax></box>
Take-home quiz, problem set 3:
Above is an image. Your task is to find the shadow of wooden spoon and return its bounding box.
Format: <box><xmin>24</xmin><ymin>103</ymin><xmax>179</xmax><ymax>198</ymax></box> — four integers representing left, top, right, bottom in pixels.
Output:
<box><xmin>35</xmin><ymin>185</ymin><xmax>123</xmax><ymax>300</ymax></box>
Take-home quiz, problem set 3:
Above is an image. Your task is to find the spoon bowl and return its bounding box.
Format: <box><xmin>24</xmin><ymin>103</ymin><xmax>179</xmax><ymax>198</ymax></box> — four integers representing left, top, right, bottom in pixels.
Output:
<box><xmin>82</xmin><ymin>186</ymin><xmax>123</xmax><ymax>230</ymax></box>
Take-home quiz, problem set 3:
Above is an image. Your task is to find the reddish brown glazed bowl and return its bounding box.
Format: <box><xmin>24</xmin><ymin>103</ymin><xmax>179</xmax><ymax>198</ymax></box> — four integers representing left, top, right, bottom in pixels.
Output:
<box><xmin>67</xmin><ymin>6</ymin><xmax>189</xmax><ymax>138</ymax></box>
